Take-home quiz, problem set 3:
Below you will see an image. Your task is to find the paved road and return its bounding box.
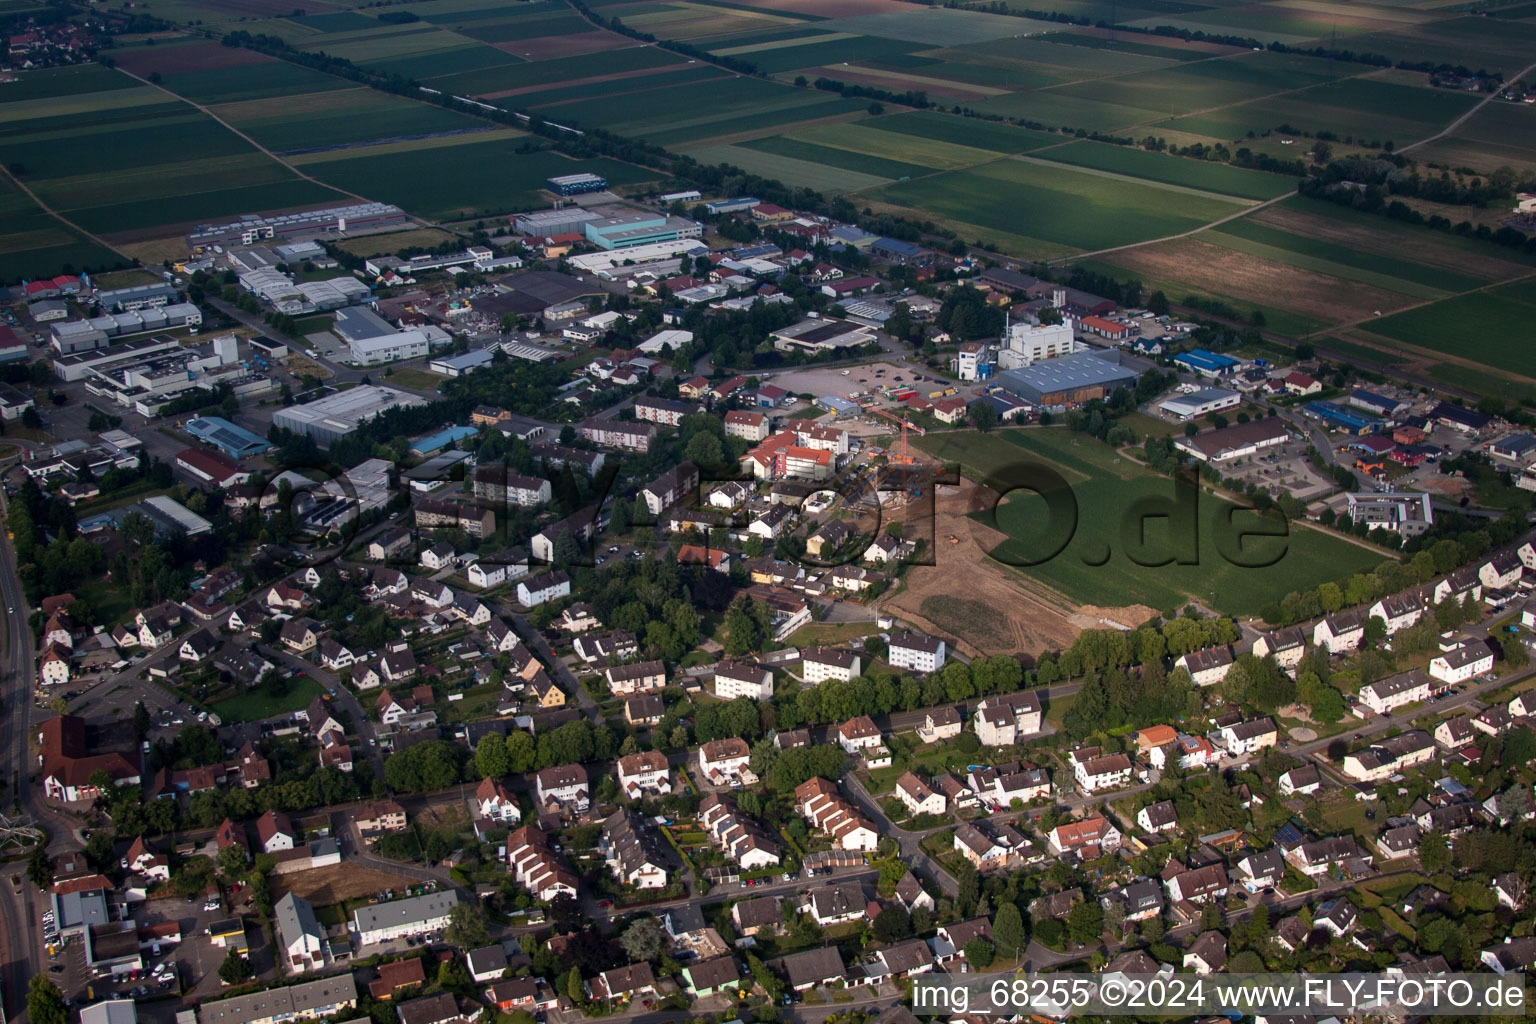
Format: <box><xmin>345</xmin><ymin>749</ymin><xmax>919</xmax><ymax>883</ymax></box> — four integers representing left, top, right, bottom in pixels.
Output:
<box><xmin>259</xmin><ymin>644</ymin><xmax>387</xmax><ymax>777</ymax></box>
<box><xmin>509</xmin><ymin>613</ymin><xmax>602</xmax><ymax>722</ymax></box>
<box><xmin>841</xmin><ymin>773</ymin><xmax>958</xmax><ymax>898</ymax></box>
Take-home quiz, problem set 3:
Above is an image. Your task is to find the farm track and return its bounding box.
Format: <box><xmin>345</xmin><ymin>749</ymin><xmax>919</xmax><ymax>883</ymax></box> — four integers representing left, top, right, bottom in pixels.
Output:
<box><xmin>0</xmin><ymin>162</ymin><xmax>127</xmax><ymax>262</ymax></box>
<box><xmin>117</xmin><ymin>66</ymin><xmax>448</xmax><ymax>236</ymax></box>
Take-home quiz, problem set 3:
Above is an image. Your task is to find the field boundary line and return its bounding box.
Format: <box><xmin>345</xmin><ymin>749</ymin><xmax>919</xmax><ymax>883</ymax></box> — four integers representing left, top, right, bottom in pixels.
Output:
<box><xmin>115</xmin><ymin>67</ymin><xmax>430</xmax><ymax>225</ymax></box>
<box><xmin>0</xmin><ymin>162</ymin><xmax>128</xmax><ymax>262</ymax></box>
<box><xmin>1397</xmin><ymin>59</ymin><xmax>1536</xmax><ymax>153</ymax></box>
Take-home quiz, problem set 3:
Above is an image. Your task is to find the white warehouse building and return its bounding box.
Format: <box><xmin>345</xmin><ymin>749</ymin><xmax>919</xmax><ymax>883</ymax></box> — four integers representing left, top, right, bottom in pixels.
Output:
<box><xmin>1158</xmin><ymin>387</ymin><xmax>1241</xmax><ymax>421</ymax></box>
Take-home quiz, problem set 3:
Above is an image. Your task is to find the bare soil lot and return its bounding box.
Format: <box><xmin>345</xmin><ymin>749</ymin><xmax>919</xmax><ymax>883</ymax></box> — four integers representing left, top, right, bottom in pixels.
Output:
<box><xmin>113</xmin><ymin>42</ymin><xmax>275</xmax><ymax>75</ymax></box>
<box><xmin>271</xmin><ymin>863</ymin><xmax>421</xmax><ymax>905</ymax></box>
<box><xmin>495</xmin><ymin>29</ymin><xmax>639</xmax><ymax>60</ymax></box>
<box><xmin>879</xmin><ymin>473</ymin><xmax>1154</xmax><ymax>656</ymax></box>
<box><xmin>1108</xmin><ymin>236</ymin><xmax>1416</xmax><ymax>324</ymax></box>
<box><xmin>1251</xmin><ymin>204</ymin><xmax>1533</xmax><ymax>280</ymax></box>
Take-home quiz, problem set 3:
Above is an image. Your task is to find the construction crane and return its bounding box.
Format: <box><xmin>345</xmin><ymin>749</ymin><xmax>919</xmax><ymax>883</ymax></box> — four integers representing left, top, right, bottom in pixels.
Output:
<box><xmin>845</xmin><ymin>393</ymin><xmax>925</xmax><ymax>464</ymax></box>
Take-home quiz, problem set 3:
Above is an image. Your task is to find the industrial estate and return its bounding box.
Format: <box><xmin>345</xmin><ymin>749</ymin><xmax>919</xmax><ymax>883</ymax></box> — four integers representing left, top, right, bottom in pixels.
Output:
<box><xmin>2</xmin><ymin>3</ymin><xmax>1536</xmax><ymax>1024</ymax></box>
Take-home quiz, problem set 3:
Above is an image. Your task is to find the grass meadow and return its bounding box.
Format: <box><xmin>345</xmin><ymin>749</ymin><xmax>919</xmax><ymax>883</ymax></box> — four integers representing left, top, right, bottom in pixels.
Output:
<box><xmin>914</xmin><ymin>428</ymin><xmax>1382</xmax><ymax>616</ymax></box>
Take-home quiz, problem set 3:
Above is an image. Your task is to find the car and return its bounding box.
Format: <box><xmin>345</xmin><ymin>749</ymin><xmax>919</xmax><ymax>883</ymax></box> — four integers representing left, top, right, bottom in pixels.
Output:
<box><xmin>596</xmin><ymin>899</ymin><xmax>612</xmax><ymax>908</ymax></box>
<box><xmin>783</xmin><ymin>872</ymin><xmax>794</xmax><ymax>881</ymax></box>
<box><xmin>608</xmin><ymin>545</ymin><xmax>620</xmax><ymax>553</ymax></box>
<box><xmin>48</xmin><ymin>965</ymin><xmax>63</xmax><ymax>974</ymax></box>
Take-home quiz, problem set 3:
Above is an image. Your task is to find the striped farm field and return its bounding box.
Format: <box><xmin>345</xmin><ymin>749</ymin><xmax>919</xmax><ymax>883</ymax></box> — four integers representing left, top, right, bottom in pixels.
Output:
<box><xmin>789</xmin><ymin>121</ymin><xmax>1008</xmax><ymax>169</ymax></box>
<box><xmin>859</xmin><ymin>110</ymin><xmax>1059</xmax><ymax>153</ymax></box>
<box><xmin>1034</xmin><ymin>140</ymin><xmax>1300</xmax><ymax>201</ymax></box>
<box><xmin>287</xmin><ymin>127</ymin><xmax>526</xmax><ymax>165</ymax></box>
<box><xmin>644</xmin><ymin>96</ymin><xmax>865</xmax><ymax>146</ymax></box>
<box><xmin>738</xmin><ymin>135</ymin><xmax>933</xmax><ymax>179</ymax></box>
<box><xmin>1205</xmin><ymin>218</ymin><xmax>1493</xmax><ymax>295</ymax></box>
<box><xmin>876</xmin><ymin>157</ymin><xmax>1247</xmax><ymax>256</ymax></box>
<box><xmin>682</xmin><ymin>142</ymin><xmax>892</xmax><ymax>192</ymax></box>
<box><xmin>1361</xmin><ymin>281</ymin><xmax>1536</xmax><ymax>379</ymax></box>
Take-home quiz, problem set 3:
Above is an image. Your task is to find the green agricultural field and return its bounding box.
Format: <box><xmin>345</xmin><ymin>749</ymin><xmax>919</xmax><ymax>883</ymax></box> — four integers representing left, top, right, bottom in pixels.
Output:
<box><xmin>69</xmin><ymin>180</ymin><xmax>342</xmax><ymax>235</ymax></box>
<box><xmin>533</xmin><ymin>74</ymin><xmax>810</xmax><ymax>130</ymax></box>
<box><xmin>429</xmin><ymin>46</ymin><xmax>682</xmax><ymax>96</ymax></box>
<box><xmin>736</xmin><ymin>34</ymin><xmax>922</xmax><ymax>74</ymax></box>
<box><xmin>969</xmin><ymin>90</ymin><xmax>1165</xmax><ymax>133</ymax></box>
<box><xmin>216</xmin><ymin>92</ymin><xmax>495</xmax><ymax>153</ymax></box>
<box><xmin>860</xmin><ymin>110</ymin><xmax>1060</xmax><ymax>153</ymax></box>
<box><xmin>0</xmin><ymin>175</ymin><xmax>125</xmax><ymax>284</ymax></box>
<box><xmin>456</xmin><ymin>12</ymin><xmax>595</xmax><ymax>42</ymax></box>
<box><xmin>1036</xmin><ymin>140</ymin><xmax>1299</xmax><ymax>200</ymax></box>
<box><xmin>1343</xmin><ymin>16</ymin><xmax>1536</xmax><ymax>78</ymax></box>
<box><xmin>738</xmin><ymin>135</ymin><xmax>932</xmax><ymax>180</ymax></box>
<box><xmin>1049</xmin><ymin>51</ymin><xmax>1358</xmax><ymax>121</ymax></box>
<box><xmin>914</xmin><ymin>428</ymin><xmax>1383</xmax><ymax>616</ymax></box>
<box><xmin>497</xmin><ymin>65</ymin><xmax>727</xmax><ymax>111</ymax></box>
<box><xmin>1362</xmin><ymin>281</ymin><xmax>1536</xmax><ymax>379</ymax></box>
<box><xmin>156</xmin><ymin>62</ymin><xmax>353</xmax><ymax>104</ymax></box>
<box><xmin>876</xmin><ymin>157</ymin><xmax>1246</xmax><ymax>257</ymax></box>
<box><xmin>1042</xmin><ymin>32</ymin><xmax>1230</xmax><ymax>61</ymax></box>
<box><xmin>1164</xmin><ymin>76</ymin><xmax>1480</xmax><ymax>148</ymax></box>
<box><xmin>814</xmin><ymin>8</ymin><xmax>1054</xmax><ymax>46</ymax></box>
<box><xmin>956</xmin><ymin>35</ymin><xmax>1176</xmax><ymax>75</ymax></box>
<box><xmin>301</xmin><ymin>138</ymin><xmax>657</xmax><ymax>218</ymax></box>
<box><xmin>646</xmin><ymin>97</ymin><xmax>865</xmax><ymax>146</ymax></box>
<box><xmin>0</xmin><ymin>63</ymin><xmax>138</xmax><ymax>102</ymax></box>
<box><xmin>355</xmin><ymin>42</ymin><xmax>523</xmax><ymax>81</ymax></box>
<box><xmin>790</xmin><ymin>121</ymin><xmax>1006</xmax><ymax>170</ymax></box>
<box><xmin>1414</xmin><ymin>100</ymin><xmax>1536</xmax><ymax>175</ymax></box>
<box><xmin>1206</xmin><ymin>218</ymin><xmax>1493</xmax><ymax>293</ymax></box>
<box><xmin>287</xmin><ymin>11</ymin><xmax>378</xmax><ymax>32</ymax></box>
<box><xmin>680</xmin><ymin>143</ymin><xmax>890</xmax><ymax>192</ymax></box>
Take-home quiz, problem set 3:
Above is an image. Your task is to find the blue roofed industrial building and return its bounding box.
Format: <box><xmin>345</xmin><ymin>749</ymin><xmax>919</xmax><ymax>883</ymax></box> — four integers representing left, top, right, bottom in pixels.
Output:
<box><xmin>409</xmin><ymin>425</ymin><xmax>479</xmax><ymax>456</ymax></box>
<box><xmin>583</xmin><ymin>210</ymin><xmax>703</xmax><ymax>251</ymax></box>
<box><xmin>1348</xmin><ymin>388</ymin><xmax>1403</xmax><ymax>419</ymax></box>
<box><xmin>1173</xmin><ymin>349</ymin><xmax>1242</xmax><ymax>378</ymax></box>
<box><xmin>185</xmin><ymin>416</ymin><xmax>272</xmax><ymax>457</ymax></box>
<box><xmin>1303</xmin><ymin>400</ymin><xmax>1382</xmax><ymax>435</ymax></box>
<box><xmin>993</xmin><ymin>350</ymin><xmax>1140</xmax><ymax>407</ymax></box>
<box><xmin>869</xmin><ymin>237</ymin><xmax>934</xmax><ymax>267</ymax></box>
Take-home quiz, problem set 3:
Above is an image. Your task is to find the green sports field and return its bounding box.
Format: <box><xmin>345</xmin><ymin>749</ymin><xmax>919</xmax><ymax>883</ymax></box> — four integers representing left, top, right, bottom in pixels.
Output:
<box><xmin>914</xmin><ymin>428</ymin><xmax>1384</xmax><ymax>617</ymax></box>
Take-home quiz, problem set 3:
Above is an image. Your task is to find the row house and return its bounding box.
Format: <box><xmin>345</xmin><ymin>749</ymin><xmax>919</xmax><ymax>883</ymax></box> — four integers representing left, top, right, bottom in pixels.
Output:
<box><xmin>1285</xmin><ymin>835</ymin><xmax>1368</xmax><ymax>877</ymax></box>
<box><xmin>579</xmin><ymin>418</ymin><xmax>656</xmax><ymax>452</ymax></box>
<box><xmin>967</xmin><ymin>763</ymin><xmax>1050</xmax><ymax>807</ymax></box>
<box><xmin>795</xmin><ymin>776</ymin><xmax>879</xmax><ymax>852</ymax></box>
<box><xmin>633</xmin><ymin>397</ymin><xmax>700</xmax><ymax>428</ymax></box>
<box><xmin>699</xmin><ymin>792</ymin><xmax>781</xmax><ymax>869</ymax></box>
<box><xmin>507</xmin><ymin>825</ymin><xmax>578</xmax><ymax>901</ymax></box>
<box><xmin>601</xmin><ymin>808</ymin><xmax>668</xmax><ymax>890</ymax></box>
<box><xmin>640</xmin><ymin>461</ymin><xmax>700</xmax><ymax>517</ymax></box>
<box><xmin>605</xmin><ymin>660</ymin><xmax>666</xmax><ymax>696</ymax></box>
<box><xmin>414</xmin><ymin>498</ymin><xmax>495</xmax><ymax>539</ymax></box>
<box><xmin>1359</xmin><ymin>669</ymin><xmax>1432</xmax><ymax>715</ymax></box>
<box><xmin>1342</xmin><ymin>730</ymin><xmax>1436</xmax><ymax>781</ymax></box>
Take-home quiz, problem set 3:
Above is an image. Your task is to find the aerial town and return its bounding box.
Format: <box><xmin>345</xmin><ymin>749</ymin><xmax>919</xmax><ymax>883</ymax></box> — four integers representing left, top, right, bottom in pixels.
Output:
<box><xmin>4</xmin><ymin>4</ymin><xmax>1536</xmax><ymax>1024</ymax></box>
